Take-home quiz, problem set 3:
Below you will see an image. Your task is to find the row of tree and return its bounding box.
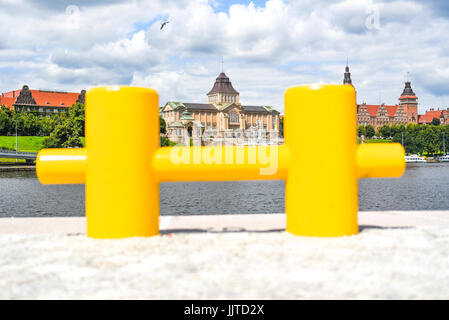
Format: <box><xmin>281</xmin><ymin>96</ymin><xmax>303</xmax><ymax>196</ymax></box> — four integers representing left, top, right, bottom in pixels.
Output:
<box><xmin>0</xmin><ymin>104</ymin><xmax>85</xmax><ymax>148</ymax></box>
<box><xmin>3</xmin><ymin>103</ymin><xmax>447</xmax><ymax>154</ymax></box>
<box><xmin>358</xmin><ymin>123</ymin><xmax>449</xmax><ymax>155</ymax></box>
<box><xmin>1</xmin><ymin>103</ymin><xmax>173</xmax><ymax>148</ymax></box>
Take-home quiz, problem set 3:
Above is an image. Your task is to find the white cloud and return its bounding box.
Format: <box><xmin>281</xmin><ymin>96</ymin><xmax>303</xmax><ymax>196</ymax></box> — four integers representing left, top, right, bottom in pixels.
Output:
<box><xmin>1</xmin><ymin>0</ymin><xmax>449</xmax><ymax>113</ymax></box>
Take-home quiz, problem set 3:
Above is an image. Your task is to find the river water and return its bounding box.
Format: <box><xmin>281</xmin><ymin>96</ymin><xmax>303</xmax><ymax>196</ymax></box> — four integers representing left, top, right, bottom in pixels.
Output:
<box><xmin>0</xmin><ymin>163</ymin><xmax>448</xmax><ymax>217</ymax></box>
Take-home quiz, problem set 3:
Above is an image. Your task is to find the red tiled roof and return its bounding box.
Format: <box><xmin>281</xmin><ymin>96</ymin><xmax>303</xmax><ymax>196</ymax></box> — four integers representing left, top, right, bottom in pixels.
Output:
<box><xmin>1</xmin><ymin>88</ymin><xmax>80</xmax><ymax>109</ymax></box>
<box><xmin>1</xmin><ymin>90</ymin><xmax>21</xmax><ymax>98</ymax></box>
<box><xmin>361</xmin><ymin>104</ymin><xmax>400</xmax><ymax>118</ymax></box>
<box><xmin>418</xmin><ymin>109</ymin><xmax>443</xmax><ymax>124</ymax></box>
<box><xmin>29</xmin><ymin>90</ymin><xmax>79</xmax><ymax>107</ymax></box>
<box><xmin>0</xmin><ymin>96</ymin><xmax>16</xmax><ymax>109</ymax></box>
<box><xmin>385</xmin><ymin>105</ymin><xmax>399</xmax><ymax>117</ymax></box>
<box><xmin>399</xmin><ymin>95</ymin><xmax>417</xmax><ymax>100</ymax></box>
<box><xmin>365</xmin><ymin>105</ymin><xmax>379</xmax><ymax>117</ymax></box>
<box><xmin>418</xmin><ymin>114</ymin><xmax>429</xmax><ymax>124</ymax></box>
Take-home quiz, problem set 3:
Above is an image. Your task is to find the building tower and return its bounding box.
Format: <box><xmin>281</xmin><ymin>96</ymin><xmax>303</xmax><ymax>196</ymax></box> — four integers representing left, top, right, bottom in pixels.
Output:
<box><xmin>206</xmin><ymin>72</ymin><xmax>239</xmax><ymax>106</ymax></box>
<box><xmin>399</xmin><ymin>80</ymin><xmax>418</xmax><ymax>124</ymax></box>
<box><xmin>343</xmin><ymin>65</ymin><xmax>353</xmax><ymax>86</ymax></box>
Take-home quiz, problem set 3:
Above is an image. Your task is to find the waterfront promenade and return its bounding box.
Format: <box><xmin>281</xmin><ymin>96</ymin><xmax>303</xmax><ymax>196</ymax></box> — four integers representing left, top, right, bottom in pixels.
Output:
<box><xmin>1</xmin><ymin>211</ymin><xmax>449</xmax><ymax>299</ymax></box>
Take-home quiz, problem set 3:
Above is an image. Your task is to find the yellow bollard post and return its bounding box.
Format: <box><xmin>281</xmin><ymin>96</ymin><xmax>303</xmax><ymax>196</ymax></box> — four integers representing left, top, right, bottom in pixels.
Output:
<box><xmin>85</xmin><ymin>86</ymin><xmax>160</xmax><ymax>238</ymax></box>
<box><xmin>284</xmin><ymin>84</ymin><xmax>405</xmax><ymax>237</ymax></box>
<box><xmin>36</xmin><ymin>84</ymin><xmax>405</xmax><ymax>239</ymax></box>
<box><xmin>284</xmin><ymin>85</ymin><xmax>359</xmax><ymax>237</ymax></box>
<box><xmin>37</xmin><ymin>86</ymin><xmax>161</xmax><ymax>239</ymax></box>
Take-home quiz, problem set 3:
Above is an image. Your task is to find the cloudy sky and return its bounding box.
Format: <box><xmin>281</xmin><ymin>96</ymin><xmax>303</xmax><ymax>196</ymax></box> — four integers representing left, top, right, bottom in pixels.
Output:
<box><xmin>1</xmin><ymin>0</ymin><xmax>449</xmax><ymax>114</ymax></box>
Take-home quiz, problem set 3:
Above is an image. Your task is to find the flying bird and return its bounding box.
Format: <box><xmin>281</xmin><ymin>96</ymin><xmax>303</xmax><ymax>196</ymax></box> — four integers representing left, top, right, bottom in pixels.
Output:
<box><xmin>160</xmin><ymin>21</ymin><xmax>169</xmax><ymax>30</ymax></box>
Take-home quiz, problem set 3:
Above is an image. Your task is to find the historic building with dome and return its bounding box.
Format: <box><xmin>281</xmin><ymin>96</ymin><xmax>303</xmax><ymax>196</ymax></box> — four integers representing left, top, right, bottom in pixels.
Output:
<box><xmin>160</xmin><ymin>72</ymin><xmax>281</xmax><ymax>144</ymax></box>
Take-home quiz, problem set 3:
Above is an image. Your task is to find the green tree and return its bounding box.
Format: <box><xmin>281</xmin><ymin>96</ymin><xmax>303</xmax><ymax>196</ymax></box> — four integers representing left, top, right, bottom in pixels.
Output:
<box><xmin>279</xmin><ymin>116</ymin><xmax>284</xmax><ymax>138</ymax></box>
<box><xmin>417</xmin><ymin>126</ymin><xmax>440</xmax><ymax>155</ymax></box>
<box><xmin>42</xmin><ymin>118</ymin><xmax>83</xmax><ymax>148</ymax></box>
<box><xmin>160</xmin><ymin>136</ymin><xmax>175</xmax><ymax>147</ymax></box>
<box><xmin>68</xmin><ymin>103</ymin><xmax>85</xmax><ymax>136</ymax></box>
<box><xmin>357</xmin><ymin>125</ymin><xmax>366</xmax><ymax>137</ymax></box>
<box><xmin>41</xmin><ymin>135</ymin><xmax>60</xmax><ymax>148</ymax></box>
<box><xmin>390</xmin><ymin>124</ymin><xmax>449</xmax><ymax>155</ymax></box>
<box><xmin>39</xmin><ymin>116</ymin><xmax>57</xmax><ymax>136</ymax></box>
<box><xmin>442</xmin><ymin>124</ymin><xmax>449</xmax><ymax>140</ymax></box>
<box><xmin>12</xmin><ymin>112</ymin><xmax>25</xmax><ymax>136</ymax></box>
<box><xmin>0</xmin><ymin>106</ymin><xmax>13</xmax><ymax>135</ymax></box>
<box><xmin>390</xmin><ymin>123</ymin><xmax>405</xmax><ymax>137</ymax></box>
<box><xmin>62</xmin><ymin>131</ymin><xmax>83</xmax><ymax>148</ymax></box>
<box><xmin>160</xmin><ymin>116</ymin><xmax>166</xmax><ymax>134</ymax></box>
<box><xmin>365</xmin><ymin>125</ymin><xmax>375</xmax><ymax>138</ymax></box>
<box><xmin>406</xmin><ymin>123</ymin><xmax>419</xmax><ymax>135</ymax></box>
<box><xmin>22</xmin><ymin>112</ymin><xmax>40</xmax><ymax>136</ymax></box>
<box><xmin>431</xmin><ymin>118</ymin><xmax>441</xmax><ymax>126</ymax></box>
<box><xmin>377</xmin><ymin>124</ymin><xmax>391</xmax><ymax>138</ymax></box>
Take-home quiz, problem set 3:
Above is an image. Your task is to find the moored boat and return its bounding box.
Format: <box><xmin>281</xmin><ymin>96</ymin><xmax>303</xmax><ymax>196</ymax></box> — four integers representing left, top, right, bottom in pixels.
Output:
<box><xmin>405</xmin><ymin>154</ymin><xmax>426</xmax><ymax>163</ymax></box>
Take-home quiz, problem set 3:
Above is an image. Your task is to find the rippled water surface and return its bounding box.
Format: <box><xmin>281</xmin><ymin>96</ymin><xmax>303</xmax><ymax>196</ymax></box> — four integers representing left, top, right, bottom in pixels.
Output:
<box><xmin>0</xmin><ymin>162</ymin><xmax>448</xmax><ymax>217</ymax></box>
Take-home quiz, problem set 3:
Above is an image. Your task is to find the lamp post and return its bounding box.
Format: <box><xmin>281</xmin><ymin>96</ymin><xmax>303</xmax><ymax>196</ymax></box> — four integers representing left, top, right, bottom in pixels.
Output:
<box><xmin>15</xmin><ymin>121</ymin><xmax>18</xmax><ymax>153</ymax></box>
<box><xmin>443</xmin><ymin>131</ymin><xmax>446</xmax><ymax>155</ymax></box>
<box><xmin>402</xmin><ymin>131</ymin><xmax>405</xmax><ymax>155</ymax></box>
<box><xmin>14</xmin><ymin>119</ymin><xmax>18</xmax><ymax>163</ymax></box>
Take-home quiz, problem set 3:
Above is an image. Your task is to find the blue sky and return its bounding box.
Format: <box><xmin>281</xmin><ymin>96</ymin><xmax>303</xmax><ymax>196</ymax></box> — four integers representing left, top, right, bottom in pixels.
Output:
<box><xmin>1</xmin><ymin>0</ymin><xmax>449</xmax><ymax>114</ymax></box>
<box><xmin>214</xmin><ymin>0</ymin><xmax>268</xmax><ymax>11</ymax></box>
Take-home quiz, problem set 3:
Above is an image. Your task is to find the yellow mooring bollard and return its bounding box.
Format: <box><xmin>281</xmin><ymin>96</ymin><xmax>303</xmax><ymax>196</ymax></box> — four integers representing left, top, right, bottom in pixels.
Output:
<box><xmin>36</xmin><ymin>84</ymin><xmax>405</xmax><ymax>239</ymax></box>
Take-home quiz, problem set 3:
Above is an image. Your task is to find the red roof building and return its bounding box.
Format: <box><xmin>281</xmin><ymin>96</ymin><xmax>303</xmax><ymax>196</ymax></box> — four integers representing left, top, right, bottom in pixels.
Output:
<box><xmin>348</xmin><ymin>65</ymin><xmax>423</xmax><ymax>130</ymax></box>
<box><xmin>418</xmin><ymin>108</ymin><xmax>449</xmax><ymax>124</ymax></box>
<box><xmin>0</xmin><ymin>85</ymin><xmax>85</xmax><ymax>115</ymax></box>
<box><xmin>357</xmin><ymin>103</ymin><xmax>408</xmax><ymax>130</ymax></box>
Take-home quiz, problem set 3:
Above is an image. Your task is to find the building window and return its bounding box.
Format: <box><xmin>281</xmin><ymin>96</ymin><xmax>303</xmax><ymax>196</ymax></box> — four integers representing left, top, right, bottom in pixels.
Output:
<box><xmin>229</xmin><ymin>111</ymin><xmax>239</xmax><ymax>123</ymax></box>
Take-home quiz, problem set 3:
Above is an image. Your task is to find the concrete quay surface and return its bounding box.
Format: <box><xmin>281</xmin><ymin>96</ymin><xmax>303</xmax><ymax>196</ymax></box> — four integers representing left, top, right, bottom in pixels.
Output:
<box><xmin>1</xmin><ymin>211</ymin><xmax>449</xmax><ymax>300</ymax></box>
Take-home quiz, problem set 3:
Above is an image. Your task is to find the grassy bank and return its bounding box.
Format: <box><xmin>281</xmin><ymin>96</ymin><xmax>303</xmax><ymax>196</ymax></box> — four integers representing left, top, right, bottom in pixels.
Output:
<box><xmin>0</xmin><ymin>158</ymin><xmax>26</xmax><ymax>164</ymax></box>
<box><xmin>0</xmin><ymin>136</ymin><xmax>43</xmax><ymax>163</ymax></box>
<box><xmin>0</xmin><ymin>136</ymin><xmax>46</xmax><ymax>152</ymax></box>
<box><xmin>0</xmin><ymin>136</ymin><xmax>86</xmax><ymax>153</ymax></box>
<box><xmin>363</xmin><ymin>139</ymin><xmax>393</xmax><ymax>144</ymax></box>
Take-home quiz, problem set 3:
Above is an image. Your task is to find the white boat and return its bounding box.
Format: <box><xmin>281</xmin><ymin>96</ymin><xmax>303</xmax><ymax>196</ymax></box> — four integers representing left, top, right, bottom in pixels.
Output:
<box><xmin>440</xmin><ymin>155</ymin><xmax>449</xmax><ymax>162</ymax></box>
<box><xmin>405</xmin><ymin>154</ymin><xmax>426</xmax><ymax>163</ymax></box>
